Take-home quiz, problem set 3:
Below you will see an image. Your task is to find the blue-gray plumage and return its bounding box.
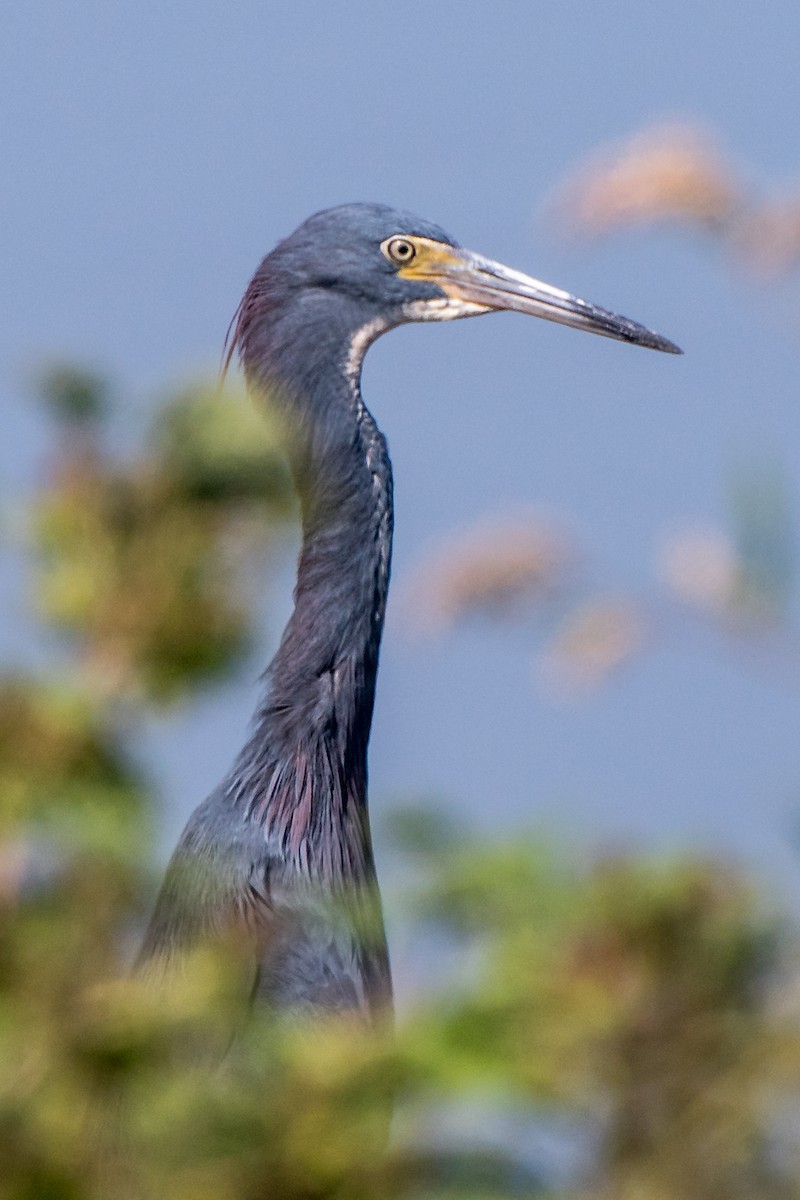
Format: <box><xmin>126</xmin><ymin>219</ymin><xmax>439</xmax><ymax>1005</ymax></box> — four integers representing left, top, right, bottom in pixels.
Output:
<box><xmin>137</xmin><ymin>203</ymin><xmax>680</xmax><ymax>1025</ymax></box>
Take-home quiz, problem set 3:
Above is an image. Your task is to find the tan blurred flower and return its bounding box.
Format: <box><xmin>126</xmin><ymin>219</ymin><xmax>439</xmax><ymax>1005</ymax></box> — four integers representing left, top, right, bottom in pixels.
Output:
<box><xmin>403</xmin><ymin>514</ymin><xmax>574</xmax><ymax>636</ymax></box>
<box><xmin>541</xmin><ymin>599</ymin><xmax>644</xmax><ymax>695</ymax></box>
<box><xmin>657</xmin><ymin>528</ymin><xmax>740</xmax><ymax>616</ymax></box>
<box><xmin>556</xmin><ymin>123</ymin><xmax>741</xmax><ymax>235</ymax></box>
<box><xmin>734</xmin><ymin>197</ymin><xmax>800</xmax><ymax>276</ymax></box>
<box><xmin>658</xmin><ymin>524</ymin><xmax>790</xmax><ymax>629</ymax></box>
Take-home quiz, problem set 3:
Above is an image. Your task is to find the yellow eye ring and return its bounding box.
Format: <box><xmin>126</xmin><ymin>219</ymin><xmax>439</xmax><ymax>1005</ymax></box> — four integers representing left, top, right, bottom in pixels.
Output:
<box><xmin>383</xmin><ymin>237</ymin><xmax>417</xmax><ymax>266</ymax></box>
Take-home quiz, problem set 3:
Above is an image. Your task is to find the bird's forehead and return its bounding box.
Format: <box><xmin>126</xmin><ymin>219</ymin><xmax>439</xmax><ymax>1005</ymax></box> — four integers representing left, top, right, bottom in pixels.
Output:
<box><xmin>294</xmin><ymin>203</ymin><xmax>457</xmax><ymax>249</ymax></box>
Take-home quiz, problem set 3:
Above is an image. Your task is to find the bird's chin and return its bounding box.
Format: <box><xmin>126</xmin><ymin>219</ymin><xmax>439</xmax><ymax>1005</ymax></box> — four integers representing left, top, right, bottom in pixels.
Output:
<box><xmin>402</xmin><ymin>297</ymin><xmax>492</xmax><ymax>323</ymax></box>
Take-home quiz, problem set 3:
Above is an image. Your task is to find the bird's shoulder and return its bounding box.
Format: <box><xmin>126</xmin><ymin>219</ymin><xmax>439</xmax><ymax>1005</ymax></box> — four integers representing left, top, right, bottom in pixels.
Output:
<box><xmin>138</xmin><ymin>790</ymin><xmax>390</xmax><ymax>1022</ymax></box>
<box><xmin>136</xmin><ymin>789</ymin><xmax>277</xmax><ymax>965</ymax></box>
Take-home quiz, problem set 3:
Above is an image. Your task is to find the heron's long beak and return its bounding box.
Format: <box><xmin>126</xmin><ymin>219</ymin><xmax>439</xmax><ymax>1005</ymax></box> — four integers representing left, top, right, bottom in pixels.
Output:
<box><xmin>406</xmin><ymin>243</ymin><xmax>682</xmax><ymax>354</ymax></box>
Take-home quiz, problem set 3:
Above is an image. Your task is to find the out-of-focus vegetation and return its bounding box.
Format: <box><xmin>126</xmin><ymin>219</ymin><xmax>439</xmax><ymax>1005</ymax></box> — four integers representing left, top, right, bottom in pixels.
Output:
<box><xmin>552</xmin><ymin>121</ymin><xmax>800</xmax><ymax>279</ymax></box>
<box><xmin>1</xmin><ymin>366</ymin><xmax>799</xmax><ymax>1197</ymax></box>
<box><xmin>32</xmin><ymin>368</ymin><xmax>293</xmax><ymax>702</ymax></box>
<box><xmin>404</xmin><ymin>471</ymin><xmax>798</xmax><ymax>697</ymax></box>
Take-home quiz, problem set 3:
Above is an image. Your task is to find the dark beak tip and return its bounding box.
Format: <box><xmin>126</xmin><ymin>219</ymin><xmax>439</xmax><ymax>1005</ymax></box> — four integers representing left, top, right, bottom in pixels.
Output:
<box><xmin>659</xmin><ymin>338</ymin><xmax>684</xmax><ymax>356</ymax></box>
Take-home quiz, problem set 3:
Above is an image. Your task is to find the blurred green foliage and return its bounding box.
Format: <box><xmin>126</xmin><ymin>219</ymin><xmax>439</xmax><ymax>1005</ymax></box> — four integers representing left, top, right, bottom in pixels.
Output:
<box><xmin>38</xmin><ymin>365</ymin><xmax>110</xmax><ymax>426</ymax></box>
<box><xmin>1</xmin><ymin>367</ymin><xmax>799</xmax><ymax>1198</ymax></box>
<box><xmin>0</xmin><ymin>677</ymin><xmax>146</xmax><ymax>873</ymax></box>
<box><xmin>30</xmin><ymin>373</ymin><xmax>293</xmax><ymax>702</ymax></box>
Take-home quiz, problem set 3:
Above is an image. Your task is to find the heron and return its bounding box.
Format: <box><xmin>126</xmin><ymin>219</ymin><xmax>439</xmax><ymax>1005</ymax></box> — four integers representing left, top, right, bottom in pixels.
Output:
<box><xmin>138</xmin><ymin>203</ymin><xmax>680</xmax><ymax>1026</ymax></box>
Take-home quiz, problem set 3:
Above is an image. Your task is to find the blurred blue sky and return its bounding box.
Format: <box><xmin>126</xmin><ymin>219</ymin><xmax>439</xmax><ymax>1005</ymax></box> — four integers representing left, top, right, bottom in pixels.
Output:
<box><xmin>4</xmin><ymin>2</ymin><xmax>800</xmax><ymax>901</ymax></box>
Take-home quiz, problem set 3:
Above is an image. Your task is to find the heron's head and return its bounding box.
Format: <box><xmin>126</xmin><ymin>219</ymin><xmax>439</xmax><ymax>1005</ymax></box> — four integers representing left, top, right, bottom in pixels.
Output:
<box><xmin>226</xmin><ymin>202</ymin><xmax>680</xmax><ymax>384</ymax></box>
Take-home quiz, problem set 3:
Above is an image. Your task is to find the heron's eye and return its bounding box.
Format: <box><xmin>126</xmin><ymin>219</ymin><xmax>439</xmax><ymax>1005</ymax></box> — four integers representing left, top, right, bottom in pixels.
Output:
<box><xmin>384</xmin><ymin>237</ymin><xmax>417</xmax><ymax>266</ymax></box>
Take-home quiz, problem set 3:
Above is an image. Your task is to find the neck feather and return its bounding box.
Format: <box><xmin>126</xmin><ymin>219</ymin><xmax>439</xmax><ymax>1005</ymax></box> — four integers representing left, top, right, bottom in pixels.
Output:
<box><xmin>227</xmin><ymin>306</ymin><xmax>393</xmax><ymax>881</ymax></box>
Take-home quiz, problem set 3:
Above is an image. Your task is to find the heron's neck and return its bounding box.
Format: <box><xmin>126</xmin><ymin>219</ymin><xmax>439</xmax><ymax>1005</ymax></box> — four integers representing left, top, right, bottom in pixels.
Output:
<box><xmin>230</xmin><ymin>319</ymin><xmax>393</xmax><ymax>873</ymax></box>
<box><xmin>272</xmin><ymin>369</ymin><xmax>394</xmax><ymax>724</ymax></box>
